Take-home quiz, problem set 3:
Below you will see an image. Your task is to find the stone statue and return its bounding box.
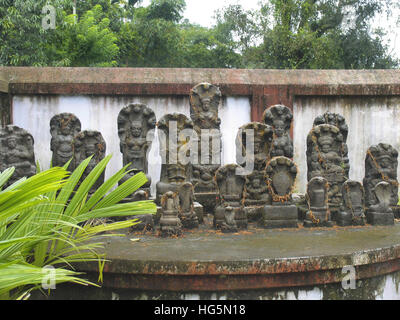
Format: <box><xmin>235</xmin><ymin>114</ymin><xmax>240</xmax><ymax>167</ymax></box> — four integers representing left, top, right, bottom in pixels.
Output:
<box><xmin>304</xmin><ymin>176</ymin><xmax>333</xmax><ymax>227</ymax></box>
<box><xmin>306</xmin><ymin>124</ymin><xmax>347</xmax><ymax>219</ymax></box>
<box><xmin>363</xmin><ymin>143</ymin><xmax>399</xmax><ymax>216</ymax></box>
<box><xmin>156</xmin><ymin>113</ymin><xmax>194</xmax><ymax>204</ymax></box>
<box><xmin>262</xmin><ymin>157</ymin><xmax>298</xmax><ymax>228</ymax></box>
<box><xmin>214</xmin><ymin>164</ymin><xmax>247</xmax><ymax>230</ymax></box>
<box><xmin>236</xmin><ymin>122</ymin><xmax>273</xmax><ymax>220</ymax></box>
<box><xmin>189</xmin><ymin>83</ymin><xmax>222</xmax><ymax>214</ymax></box>
<box><xmin>50</xmin><ymin>113</ymin><xmax>81</xmax><ymax>170</ymax></box>
<box><xmin>159</xmin><ymin>191</ymin><xmax>182</xmax><ymax>237</ymax></box>
<box><xmin>337</xmin><ymin>180</ymin><xmax>366</xmax><ymax>226</ymax></box>
<box><xmin>0</xmin><ymin>125</ymin><xmax>36</xmax><ymax>187</ymax></box>
<box><xmin>262</xmin><ymin>105</ymin><xmax>294</xmax><ymax>159</ymax></box>
<box><xmin>72</xmin><ymin>130</ymin><xmax>106</xmax><ymax>194</ymax></box>
<box><xmin>313</xmin><ymin>112</ymin><xmax>350</xmax><ymax>176</ymax></box>
<box><xmin>178</xmin><ymin>182</ymin><xmax>199</xmax><ymax>229</ymax></box>
<box><xmin>366</xmin><ymin>181</ymin><xmax>395</xmax><ymax>225</ymax></box>
<box><xmin>117</xmin><ymin>103</ymin><xmax>156</xmax><ymax>200</ymax></box>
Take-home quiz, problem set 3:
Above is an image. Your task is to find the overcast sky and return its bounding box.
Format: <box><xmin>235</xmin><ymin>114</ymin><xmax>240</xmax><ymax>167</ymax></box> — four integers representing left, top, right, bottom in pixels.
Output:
<box><xmin>142</xmin><ymin>0</ymin><xmax>400</xmax><ymax>60</ymax></box>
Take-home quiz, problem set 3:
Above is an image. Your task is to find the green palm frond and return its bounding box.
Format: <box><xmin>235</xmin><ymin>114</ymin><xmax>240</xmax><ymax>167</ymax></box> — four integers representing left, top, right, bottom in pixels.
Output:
<box><xmin>0</xmin><ymin>155</ymin><xmax>156</xmax><ymax>300</ymax></box>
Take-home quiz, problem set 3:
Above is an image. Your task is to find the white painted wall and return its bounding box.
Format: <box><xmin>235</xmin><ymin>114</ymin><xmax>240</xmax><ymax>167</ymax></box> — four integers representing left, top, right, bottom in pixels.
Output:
<box><xmin>294</xmin><ymin>96</ymin><xmax>400</xmax><ymax>193</ymax></box>
<box><xmin>12</xmin><ymin>95</ymin><xmax>251</xmax><ymax>196</ymax></box>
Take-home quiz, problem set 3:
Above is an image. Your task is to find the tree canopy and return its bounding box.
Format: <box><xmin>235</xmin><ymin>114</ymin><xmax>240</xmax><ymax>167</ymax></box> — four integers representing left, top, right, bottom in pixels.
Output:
<box><xmin>0</xmin><ymin>0</ymin><xmax>398</xmax><ymax>68</ymax></box>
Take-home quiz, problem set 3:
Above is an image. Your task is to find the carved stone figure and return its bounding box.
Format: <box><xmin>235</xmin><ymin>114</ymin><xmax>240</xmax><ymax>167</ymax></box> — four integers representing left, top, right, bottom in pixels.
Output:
<box><xmin>0</xmin><ymin>125</ymin><xmax>36</xmax><ymax>187</ymax></box>
<box><xmin>178</xmin><ymin>182</ymin><xmax>199</xmax><ymax>229</ymax></box>
<box><xmin>263</xmin><ymin>105</ymin><xmax>294</xmax><ymax>159</ymax></box>
<box><xmin>236</xmin><ymin>122</ymin><xmax>274</xmax><ymax>171</ymax></box>
<box><xmin>159</xmin><ymin>191</ymin><xmax>182</xmax><ymax>237</ymax></box>
<box><xmin>306</xmin><ymin>124</ymin><xmax>347</xmax><ymax>219</ymax></box>
<box><xmin>72</xmin><ymin>130</ymin><xmax>106</xmax><ymax>194</ymax></box>
<box><xmin>156</xmin><ymin>113</ymin><xmax>194</xmax><ymax>204</ymax></box>
<box><xmin>304</xmin><ymin>176</ymin><xmax>333</xmax><ymax>227</ymax></box>
<box><xmin>236</xmin><ymin>122</ymin><xmax>273</xmax><ymax>220</ymax></box>
<box><xmin>363</xmin><ymin>143</ymin><xmax>399</xmax><ymax>216</ymax></box>
<box><xmin>50</xmin><ymin>113</ymin><xmax>81</xmax><ymax>170</ymax></box>
<box><xmin>118</xmin><ymin>103</ymin><xmax>156</xmax><ymax>200</ymax></box>
<box><xmin>337</xmin><ymin>180</ymin><xmax>366</xmax><ymax>226</ymax></box>
<box><xmin>313</xmin><ymin>112</ymin><xmax>349</xmax><ymax>176</ymax></box>
<box><xmin>214</xmin><ymin>164</ymin><xmax>247</xmax><ymax>230</ymax></box>
<box><xmin>189</xmin><ymin>83</ymin><xmax>222</xmax><ymax>214</ymax></box>
<box><xmin>262</xmin><ymin>157</ymin><xmax>298</xmax><ymax>228</ymax></box>
<box><xmin>366</xmin><ymin>181</ymin><xmax>395</xmax><ymax>225</ymax></box>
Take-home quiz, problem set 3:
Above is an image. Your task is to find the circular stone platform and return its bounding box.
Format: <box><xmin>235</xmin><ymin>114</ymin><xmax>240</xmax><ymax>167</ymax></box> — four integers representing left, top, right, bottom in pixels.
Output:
<box><xmin>63</xmin><ymin>217</ymin><xmax>400</xmax><ymax>299</ymax></box>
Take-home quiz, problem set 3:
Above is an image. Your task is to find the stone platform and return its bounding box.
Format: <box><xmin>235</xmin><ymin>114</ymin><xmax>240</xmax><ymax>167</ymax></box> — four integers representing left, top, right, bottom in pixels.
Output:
<box><xmin>72</xmin><ymin>217</ymin><xmax>400</xmax><ymax>289</ymax></box>
<box><xmin>37</xmin><ymin>216</ymin><xmax>400</xmax><ymax>299</ymax></box>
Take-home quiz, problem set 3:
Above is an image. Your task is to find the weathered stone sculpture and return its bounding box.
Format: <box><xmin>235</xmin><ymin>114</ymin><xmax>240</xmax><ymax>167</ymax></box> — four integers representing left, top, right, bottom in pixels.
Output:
<box><xmin>189</xmin><ymin>83</ymin><xmax>222</xmax><ymax>213</ymax></box>
<box><xmin>363</xmin><ymin>143</ymin><xmax>399</xmax><ymax>216</ymax></box>
<box><xmin>214</xmin><ymin>164</ymin><xmax>247</xmax><ymax>230</ymax></box>
<box><xmin>72</xmin><ymin>130</ymin><xmax>106</xmax><ymax>194</ymax></box>
<box><xmin>313</xmin><ymin>112</ymin><xmax>349</xmax><ymax>176</ymax></box>
<box><xmin>304</xmin><ymin>176</ymin><xmax>333</xmax><ymax>227</ymax></box>
<box><xmin>337</xmin><ymin>180</ymin><xmax>366</xmax><ymax>226</ymax></box>
<box><xmin>50</xmin><ymin>113</ymin><xmax>81</xmax><ymax>169</ymax></box>
<box><xmin>236</xmin><ymin>122</ymin><xmax>273</xmax><ymax>220</ymax></box>
<box><xmin>178</xmin><ymin>182</ymin><xmax>199</xmax><ymax>229</ymax></box>
<box><xmin>117</xmin><ymin>103</ymin><xmax>156</xmax><ymax>200</ymax></box>
<box><xmin>262</xmin><ymin>157</ymin><xmax>298</xmax><ymax>228</ymax></box>
<box><xmin>156</xmin><ymin>113</ymin><xmax>194</xmax><ymax>204</ymax></box>
<box><xmin>159</xmin><ymin>191</ymin><xmax>182</xmax><ymax>237</ymax></box>
<box><xmin>263</xmin><ymin>105</ymin><xmax>294</xmax><ymax>159</ymax></box>
<box><xmin>366</xmin><ymin>181</ymin><xmax>395</xmax><ymax>225</ymax></box>
<box><xmin>0</xmin><ymin>125</ymin><xmax>36</xmax><ymax>186</ymax></box>
<box><xmin>306</xmin><ymin>124</ymin><xmax>347</xmax><ymax>219</ymax></box>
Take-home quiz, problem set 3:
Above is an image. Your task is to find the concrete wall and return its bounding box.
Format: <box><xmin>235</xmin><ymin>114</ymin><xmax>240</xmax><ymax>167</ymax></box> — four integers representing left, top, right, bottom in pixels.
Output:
<box><xmin>294</xmin><ymin>96</ymin><xmax>400</xmax><ymax>193</ymax></box>
<box><xmin>12</xmin><ymin>95</ymin><xmax>251</xmax><ymax>196</ymax></box>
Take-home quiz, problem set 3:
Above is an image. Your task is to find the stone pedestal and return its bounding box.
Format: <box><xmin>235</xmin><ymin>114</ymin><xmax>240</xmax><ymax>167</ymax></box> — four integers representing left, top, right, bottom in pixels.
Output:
<box><xmin>304</xmin><ymin>209</ymin><xmax>334</xmax><ymax>228</ymax></box>
<box><xmin>156</xmin><ymin>202</ymin><xmax>203</xmax><ymax>225</ymax></box>
<box><xmin>262</xmin><ymin>205</ymin><xmax>298</xmax><ymax>229</ymax></box>
<box><xmin>366</xmin><ymin>211</ymin><xmax>394</xmax><ymax>226</ymax></box>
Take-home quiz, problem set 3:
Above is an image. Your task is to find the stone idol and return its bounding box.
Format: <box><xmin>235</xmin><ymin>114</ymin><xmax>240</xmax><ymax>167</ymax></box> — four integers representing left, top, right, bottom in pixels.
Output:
<box><xmin>263</xmin><ymin>105</ymin><xmax>294</xmax><ymax>159</ymax></box>
<box><xmin>337</xmin><ymin>180</ymin><xmax>366</xmax><ymax>226</ymax></box>
<box><xmin>236</xmin><ymin>122</ymin><xmax>273</xmax><ymax>220</ymax></box>
<box><xmin>72</xmin><ymin>130</ymin><xmax>106</xmax><ymax>194</ymax></box>
<box><xmin>50</xmin><ymin>113</ymin><xmax>81</xmax><ymax>170</ymax></box>
<box><xmin>306</xmin><ymin>124</ymin><xmax>347</xmax><ymax>219</ymax></box>
<box><xmin>214</xmin><ymin>164</ymin><xmax>247</xmax><ymax>231</ymax></box>
<box><xmin>313</xmin><ymin>112</ymin><xmax>350</xmax><ymax>176</ymax></box>
<box><xmin>363</xmin><ymin>143</ymin><xmax>400</xmax><ymax>217</ymax></box>
<box><xmin>156</xmin><ymin>113</ymin><xmax>194</xmax><ymax>203</ymax></box>
<box><xmin>117</xmin><ymin>103</ymin><xmax>156</xmax><ymax>201</ymax></box>
<box><xmin>366</xmin><ymin>181</ymin><xmax>394</xmax><ymax>225</ymax></box>
<box><xmin>178</xmin><ymin>182</ymin><xmax>199</xmax><ymax>229</ymax></box>
<box><xmin>262</xmin><ymin>157</ymin><xmax>298</xmax><ymax>228</ymax></box>
<box><xmin>159</xmin><ymin>191</ymin><xmax>182</xmax><ymax>237</ymax></box>
<box><xmin>304</xmin><ymin>176</ymin><xmax>333</xmax><ymax>227</ymax></box>
<box><xmin>189</xmin><ymin>82</ymin><xmax>222</xmax><ymax>214</ymax></box>
<box><xmin>0</xmin><ymin>125</ymin><xmax>36</xmax><ymax>187</ymax></box>
<box><xmin>155</xmin><ymin>113</ymin><xmax>203</xmax><ymax>225</ymax></box>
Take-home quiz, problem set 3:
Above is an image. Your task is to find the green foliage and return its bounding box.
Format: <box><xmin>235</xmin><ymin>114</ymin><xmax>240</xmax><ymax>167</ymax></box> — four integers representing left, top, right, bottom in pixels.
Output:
<box><xmin>0</xmin><ymin>0</ymin><xmax>398</xmax><ymax>68</ymax></box>
<box><xmin>49</xmin><ymin>5</ymin><xmax>119</xmax><ymax>67</ymax></box>
<box><xmin>0</xmin><ymin>155</ymin><xmax>156</xmax><ymax>299</ymax></box>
